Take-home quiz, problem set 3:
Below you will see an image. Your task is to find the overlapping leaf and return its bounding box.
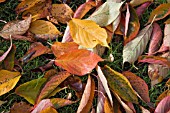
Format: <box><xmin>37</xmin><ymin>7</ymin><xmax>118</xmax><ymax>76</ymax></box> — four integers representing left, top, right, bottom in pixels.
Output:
<box><xmin>155</xmin><ymin>96</ymin><xmax>170</xmax><ymax>113</ymax></box>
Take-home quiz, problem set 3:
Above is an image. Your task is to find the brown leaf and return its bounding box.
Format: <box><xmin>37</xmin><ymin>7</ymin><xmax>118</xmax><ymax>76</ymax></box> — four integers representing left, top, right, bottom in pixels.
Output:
<box><xmin>51</xmin><ymin>4</ymin><xmax>74</xmax><ymax>24</ymax></box>
<box><xmin>77</xmin><ymin>75</ymin><xmax>95</xmax><ymax>113</ymax></box>
<box><xmin>148</xmin><ymin>23</ymin><xmax>162</xmax><ymax>55</ymax></box>
<box><xmin>10</xmin><ymin>102</ymin><xmax>32</xmax><ymax>113</ymax></box>
<box><xmin>55</xmin><ymin>49</ymin><xmax>103</xmax><ymax>76</ymax></box>
<box><xmin>51</xmin><ymin>42</ymin><xmax>79</xmax><ymax>58</ymax></box>
<box><xmin>155</xmin><ymin>96</ymin><xmax>170</xmax><ymax>113</ymax></box>
<box><xmin>0</xmin><ymin>16</ymin><xmax>31</xmax><ymax>40</ymax></box>
<box><xmin>130</xmin><ymin>0</ymin><xmax>153</xmax><ymax>7</ymax></box>
<box><xmin>122</xmin><ymin>71</ymin><xmax>150</xmax><ymax>103</ymax></box>
<box><xmin>0</xmin><ymin>0</ymin><xmax>6</xmax><ymax>3</ymax></box>
<box><xmin>156</xmin><ymin>90</ymin><xmax>170</xmax><ymax>105</ymax></box>
<box><xmin>20</xmin><ymin>42</ymin><xmax>51</xmax><ymax>64</ymax></box>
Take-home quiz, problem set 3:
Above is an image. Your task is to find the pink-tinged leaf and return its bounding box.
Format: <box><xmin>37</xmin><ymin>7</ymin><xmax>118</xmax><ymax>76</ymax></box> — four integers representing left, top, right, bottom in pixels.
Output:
<box><xmin>125</xmin><ymin>102</ymin><xmax>136</xmax><ymax>113</ymax></box>
<box><xmin>10</xmin><ymin>102</ymin><xmax>32</xmax><ymax>113</ymax></box>
<box><xmin>0</xmin><ymin>38</ymin><xmax>12</xmax><ymax>62</ymax></box>
<box><xmin>130</xmin><ymin>0</ymin><xmax>153</xmax><ymax>7</ymax></box>
<box><xmin>148</xmin><ymin>23</ymin><xmax>162</xmax><ymax>55</ymax></box>
<box><xmin>31</xmin><ymin>99</ymin><xmax>53</xmax><ymax>113</ymax></box>
<box><xmin>138</xmin><ymin>55</ymin><xmax>170</xmax><ymax>68</ymax></box>
<box><xmin>124</xmin><ymin>3</ymin><xmax>140</xmax><ymax>45</ymax></box>
<box><xmin>55</xmin><ymin>49</ymin><xmax>103</xmax><ymax>76</ymax></box>
<box><xmin>155</xmin><ymin>96</ymin><xmax>170</xmax><ymax>113</ymax></box>
<box><xmin>158</xmin><ymin>23</ymin><xmax>170</xmax><ymax>53</ymax></box>
<box><xmin>36</xmin><ymin>72</ymin><xmax>71</xmax><ymax>103</ymax></box>
<box><xmin>156</xmin><ymin>90</ymin><xmax>170</xmax><ymax>105</ymax></box>
<box><xmin>61</xmin><ymin>26</ymin><xmax>73</xmax><ymax>43</ymax></box>
<box><xmin>77</xmin><ymin>75</ymin><xmax>95</xmax><ymax>113</ymax></box>
<box><xmin>51</xmin><ymin>42</ymin><xmax>79</xmax><ymax>58</ymax></box>
<box><xmin>136</xmin><ymin>2</ymin><xmax>152</xmax><ymax>18</ymax></box>
<box><xmin>123</xmin><ymin>71</ymin><xmax>150</xmax><ymax>103</ymax></box>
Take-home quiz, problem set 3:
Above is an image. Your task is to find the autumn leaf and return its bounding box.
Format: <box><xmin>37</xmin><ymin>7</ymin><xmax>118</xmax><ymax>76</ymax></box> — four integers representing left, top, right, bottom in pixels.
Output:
<box><xmin>136</xmin><ymin>2</ymin><xmax>152</xmax><ymax>18</ymax></box>
<box><xmin>87</xmin><ymin>1</ymin><xmax>124</xmax><ymax>26</ymax></box>
<box><xmin>123</xmin><ymin>24</ymin><xmax>153</xmax><ymax>64</ymax></box>
<box><xmin>15</xmin><ymin>78</ymin><xmax>47</xmax><ymax>105</ymax></box>
<box><xmin>51</xmin><ymin>42</ymin><xmax>79</xmax><ymax>58</ymax></box>
<box><xmin>148</xmin><ymin>23</ymin><xmax>162</xmax><ymax>55</ymax></box>
<box><xmin>51</xmin><ymin>4</ymin><xmax>74</xmax><ymax>24</ymax></box>
<box><xmin>156</xmin><ymin>90</ymin><xmax>170</xmax><ymax>105</ymax></box>
<box><xmin>155</xmin><ymin>96</ymin><xmax>170</xmax><ymax>113</ymax></box>
<box><xmin>124</xmin><ymin>3</ymin><xmax>140</xmax><ymax>45</ymax></box>
<box><xmin>0</xmin><ymin>70</ymin><xmax>21</xmax><ymax>96</ymax></box>
<box><xmin>36</xmin><ymin>72</ymin><xmax>71</xmax><ymax>103</ymax></box>
<box><xmin>40</xmin><ymin>107</ymin><xmax>58</xmax><ymax>113</ymax></box>
<box><xmin>20</xmin><ymin>42</ymin><xmax>51</xmax><ymax>64</ymax></box>
<box><xmin>147</xmin><ymin>3</ymin><xmax>170</xmax><ymax>24</ymax></box>
<box><xmin>55</xmin><ymin>49</ymin><xmax>103</xmax><ymax>75</ymax></box>
<box><xmin>130</xmin><ymin>0</ymin><xmax>153</xmax><ymax>7</ymax></box>
<box><xmin>77</xmin><ymin>75</ymin><xmax>95</xmax><ymax>113</ymax></box>
<box><xmin>102</xmin><ymin>65</ymin><xmax>138</xmax><ymax>104</ymax></box>
<box><xmin>69</xmin><ymin>18</ymin><xmax>109</xmax><ymax>48</ymax></box>
<box><xmin>122</xmin><ymin>71</ymin><xmax>150</xmax><ymax>103</ymax></box>
<box><xmin>0</xmin><ymin>16</ymin><xmax>31</xmax><ymax>40</ymax></box>
<box><xmin>0</xmin><ymin>0</ymin><xmax>5</xmax><ymax>3</ymax></box>
<box><xmin>10</xmin><ymin>102</ymin><xmax>32</xmax><ymax>113</ymax></box>
<box><xmin>104</xmin><ymin>97</ymin><xmax>114</xmax><ymax>113</ymax></box>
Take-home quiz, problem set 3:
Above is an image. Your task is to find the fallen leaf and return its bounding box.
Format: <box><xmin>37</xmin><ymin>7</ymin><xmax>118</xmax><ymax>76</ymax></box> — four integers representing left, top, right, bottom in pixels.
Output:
<box><xmin>44</xmin><ymin>69</ymin><xmax>57</xmax><ymax>78</ymax></box>
<box><xmin>62</xmin><ymin>26</ymin><xmax>73</xmax><ymax>43</ymax></box>
<box><xmin>138</xmin><ymin>55</ymin><xmax>170</xmax><ymax>68</ymax></box>
<box><xmin>104</xmin><ymin>97</ymin><xmax>114</xmax><ymax>113</ymax></box>
<box><xmin>166</xmin><ymin>78</ymin><xmax>170</xmax><ymax>86</ymax></box>
<box><xmin>136</xmin><ymin>2</ymin><xmax>152</xmax><ymax>18</ymax></box>
<box><xmin>158</xmin><ymin>23</ymin><xmax>170</xmax><ymax>53</ymax></box>
<box><xmin>51</xmin><ymin>42</ymin><xmax>79</xmax><ymax>58</ymax></box>
<box><xmin>114</xmin><ymin>13</ymin><xmax>125</xmax><ymax>35</ymax></box>
<box><xmin>122</xmin><ymin>71</ymin><xmax>150</xmax><ymax>103</ymax></box>
<box><xmin>87</xmin><ymin>1</ymin><xmax>124</xmax><ymax>26</ymax></box>
<box><xmin>112</xmin><ymin>96</ymin><xmax>122</xmax><ymax>113</ymax></box>
<box><xmin>0</xmin><ymin>70</ymin><xmax>21</xmax><ymax>96</ymax></box>
<box><xmin>15</xmin><ymin>0</ymin><xmax>46</xmax><ymax>14</ymax></box>
<box><xmin>102</xmin><ymin>65</ymin><xmax>138</xmax><ymax>104</ymax></box>
<box><xmin>10</xmin><ymin>102</ymin><xmax>32</xmax><ymax>113</ymax></box>
<box><xmin>156</xmin><ymin>90</ymin><xmax>170</xmax><ymax>105</ymax></box>
<box><xmin>51</xmin><ymin>98</ymin><xmax>76</xmax><ymax>109</ymax></box>
<box><xmin>124</xmin><ymin>3</ymin><xmax>140</xmax><ymax>45</ymax></box>
<box><xmin>123</xmin><ymin>24</ymin><xmax>153</xmax><ymax>64</ymax></box>
<box><xmin>69</xmin><ymin>18</ymin><xmax>109</xmax><ymax>48</ymax></box>
<box><xmin>20</xmin><ymin>42</ymin><xmax>51</xmax><ymax>64</ymax></box>
<box><xmin>0</xmin><ymin>16</ymin><xmax>31</xmax><ymax>40</ymax></box>
<box><xmin>40</xmin><ymin>107</ymin><xmax>58</xmax><ymax>113</ymax></box>
<box><xmin>0</xmin><ymin>0</ymin><xmax>6</xmax><ymax>3</ymax></box>
<box><xmin>55</xmin><ymin>49</ymin><xmax>103</xmax><ymax>75</ymax></box>
<box><xmin>77</xmin><ymin>75</ymin><xmax>95</xmax><ymax>113</ymax></box>
<box><xmin>51</xmin><ymin>4</ymin><xmax>74</xmax><ymax>24</ymax></box>
<box><xmin>140</xmin><ymin>106</ymin><xmax>150</xmax><ymax>113</ymax></box>
<box><xmin>147</xmin><ymin>3</ymin><xmax>170</xmax><ymax>24</ymax></box>
<box><xmin>0</xmin><ymin>100</ymin><xmax>7</xmax><ymax>106</ymax></box>
<box><xmin>155</xmin><ymin>96</ymin><xmax>170</xmax><ymax>113</ymax></box>
<box><xmin>130</xmin><ymin>0</ymin><xmax>153</xmax><ymax>7</ymax></box>
<box><xmin>36</xmin><ymin>72</ymin><xmax>71</xmax><ymax>103</ymax></box>
<box><xmin>15</xmin><ymin>78</ymin><xmax>47</xmax><ymax>105</ymax></box>
<box><xmin>148</xmin><ymin>23</ymin><xmax>162</xmax><ymax>55</ymax></box>
<box><xmin>31</xmin><ymin>99</ymin><xmax>53</xmax><ymax>113</ymax></box>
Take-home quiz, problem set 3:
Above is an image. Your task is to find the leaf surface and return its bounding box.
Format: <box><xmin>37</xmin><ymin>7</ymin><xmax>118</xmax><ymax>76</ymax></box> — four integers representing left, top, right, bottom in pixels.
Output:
<box><xmin>123</xmin><ymin>24</ymin><xmax>153</xmax><ymax>64</ymax></box>
<box><xmin>10</xmin><ymin>102</ymin><xmax>32</xmax><ymax>113</ymax></box>
<box><xmin>15</xmin><ymin>78</ymin><xmax>47</xmax><ymax>105</ymax></box>
<box><xmin>40</xmin><ymin>107</ymin><xmax>58</xmax><ymax>113</ymax></box>
<box><xmin>156</xmin><ymin>90</ymin><xmax>170</xmax><ymax>105</ymax></box>
<box><xmin>55</xmin><ymin>49</ymin><xmax>103</xmax><ymax>75</ymax></box>
<box><xmin>0</xmin><ymin>70</ymin><xmax>21</xmax><ymax>96</ymax></box>
<box><xmin>155</xmin><ymin>96</ymin><xmax>170</xmax><ymax>113</ymax></box>
<box><xmin>69</xmin><ymin>18</ymin><xmax>108</xmax><ymax>48</ymax></box>
<box><xmin>130</xmin><ymin>0</ymin><xmax>153</xmax><ymax>7</ymax></box>
<box><xmin>87</xmin><ymin>1</ymin><xmax>124</xmax><ymax>26</ymax></box>
<box><xmin>0</xmin><ymin>0</ymin><xmax>5</xmax><ymax>3</ymax></box>
<box><xmin>102</xmin><ymin>65</ymin><xmax>138</xmax><ymax>104</ymax></box>
<box><xmin>136</xmin><ymin>2</ymin><xmax>152</xmax><ymax>18</ymax></box>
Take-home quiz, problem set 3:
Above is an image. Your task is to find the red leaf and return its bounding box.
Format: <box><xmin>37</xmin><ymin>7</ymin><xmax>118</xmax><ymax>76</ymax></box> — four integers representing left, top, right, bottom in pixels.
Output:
<box><xmin>155</xmin><ymin>96</ymin><xmax>170</xmax><ymax>113</ymax></box>
<box><xmin>148</xmin><ymin>23</ymin><xmax>163</xmax><ymax>55</ymax></box>
<box><xmin>136</xmin><ymin>2</ymin><xmax>152</xmax><ymax>18</ymax></box>
<box><xmin>55</xmin><ymin>49</ymin><xmax>103</xmax><ymax>76</ymax></box>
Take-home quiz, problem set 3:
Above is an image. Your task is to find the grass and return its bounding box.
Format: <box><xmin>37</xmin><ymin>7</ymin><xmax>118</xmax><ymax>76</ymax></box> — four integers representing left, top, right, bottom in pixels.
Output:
<box><xmin>0</xmin><ymin>0</ymin><xmax>170</xmax><ymax>113</ymax></box>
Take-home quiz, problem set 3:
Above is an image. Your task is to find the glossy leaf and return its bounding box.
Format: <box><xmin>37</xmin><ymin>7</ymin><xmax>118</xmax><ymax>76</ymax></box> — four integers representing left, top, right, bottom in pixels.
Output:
<box><xmin>77</xmin><ymin>75</ymin><xmax>95</xmax><ymax>113</ymax></box>
<box><xmin>148</xmin><ymin>23</ymin><xmax>162</xmax><ymax>55</ymax></box>
<box><xmin>102</xmin><ymin>65</ymin><xmax>138</xmax><ymax>104</ymax></box>
<box><xmin>0</xmin><ymin>70</ymin><xmax>21</xmax><ymax>96</ymax></box>
<box><xmin>124</xmin><ymin>3</ymin><xmax>140</xmax><ymax>45</ymax></box>
<box><xmin>20</xmin><ymin>42</ymin><xmax>51</xmax><ymax>64</ymax></box>
<box><xmin>122</xmin><ymin>71</ymin><xmax>150</xmax><ymax>103</ymax></box>
<box><xmin>55</xmin><ymin>49</ymin><xmax>103</xmax><ymax>75</ymax></box>
<box><xmin>123</xmin><ymin>24</ymin><xmax>153</xmax><ymax>64</ymax></box>
<box><xmin>51</xmin><ymin>42</ymin><xmax>79</xmax><ymax>58</ymax></box>
<box><xmin>87</xmin><ymin>1</ymin><xmax>124</xmax><ymax>26</ymax></box>
<box><xmin>36</xmin><ymin>72</ymin><xmax>71</xmax><ymax>103</ymax></box>
<box><xmin>0</xmin><ymin>16</ymin><xmax>31</xmax><ymax>40</ymax></box>
<box><xmin>130</xmin><ymin>0</ymin><xmax>153</xmax><ymax>7</ymax></box>
<box><xmin>51</xmin><ymin>4</ymin><xmax>74</xmax><ymax>24</ymax></box>
<box><xmin>155</xmin><ymin>96</ymin><xmax>170</xmax><ymax>113</ymax></box>
<box><xmin>15</xmin><ymin>78</ymin><xmax>47</xmax><ymax>105</ymax></box>
<box><xmin>40</xmin><ymin>107</ymin><xmax>58</xmax><ymax>113</ymax></box>
<box><xmin>10</xmin><ymin>102</ymin><xmax>32</xmax><ymax>113</ymax></box>
<box><xmin>147</xmin><ymin>3</ymin><xmax>170</xmax><ymax>24</ymax></box>
<box><xmin>69</xmin><ymin>18</ymin><xmax>109</xmax><ymax>48</ymax></box>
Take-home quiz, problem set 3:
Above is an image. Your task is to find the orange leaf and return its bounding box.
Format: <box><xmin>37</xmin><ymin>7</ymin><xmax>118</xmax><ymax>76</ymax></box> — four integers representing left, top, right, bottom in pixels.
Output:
<box><xmin>156</xmin><ymin>90</ymin><xmax>170</xmax><ymax>105</ymax></box>
<box><xmin>147</xmin><ymin>3</ymin><xmax>170</xmax><ymax>24</ymax></box>
<box><xmin>0</xmin><ymin>0</ymin><xmax>5</xmax><ymax>3</ymax></box>
<box><xmin>51</xmin><ymin>42</ymin><xmax>79</xmax><ymax>58</ymax></box>
<box><xmin>55</xmin><ymin>49</ymin><xmax>103</xmax><ymax>76</ymax></box>
<box><xmin>40</xmin><ymin>107</ymin><xmax>58</xmax><ymax>113</ymax></box>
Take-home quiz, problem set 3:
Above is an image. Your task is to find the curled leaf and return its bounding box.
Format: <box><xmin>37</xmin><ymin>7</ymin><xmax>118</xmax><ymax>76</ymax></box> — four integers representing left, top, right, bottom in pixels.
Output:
<box><xmin>155</xmin><ymin>96</ymin><xmax>170</xmax><ymax>113</ymax></box>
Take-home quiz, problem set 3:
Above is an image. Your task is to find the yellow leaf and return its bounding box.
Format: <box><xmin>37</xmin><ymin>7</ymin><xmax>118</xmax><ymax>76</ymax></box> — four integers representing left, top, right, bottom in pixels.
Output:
<box><xmin>0</xmin><ymin>70</ymin><xmax>21</xmax><ymax>96</ymax></box>
<box><xmin>40</xmin><ymin>107</ymin><xmax>58</xmax><ymax>113</ymax></box>
<box><xmin>69</xmin><ymin>18</ymin><xmax>109</xmax><ymax>48</ymax></box>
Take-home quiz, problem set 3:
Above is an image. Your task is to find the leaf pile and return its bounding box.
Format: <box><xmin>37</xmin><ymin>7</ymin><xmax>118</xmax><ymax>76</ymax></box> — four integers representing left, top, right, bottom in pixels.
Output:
<box><xmin>0</xmin><ymin>0</ymin><xmax>170</xmax><ymax>112</ymax></box>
